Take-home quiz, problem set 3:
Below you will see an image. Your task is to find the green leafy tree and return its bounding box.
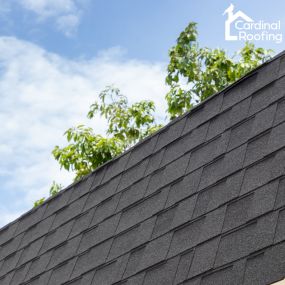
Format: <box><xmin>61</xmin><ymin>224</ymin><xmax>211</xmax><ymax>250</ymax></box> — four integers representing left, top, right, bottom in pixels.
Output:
<box><xmin>34</xmin><ymin>181</ymin><xmax>63</xmax><ymax>207</ymax></box>
<box><xmin>166</xmin><ymin>22</ymin><xmax>273</xmax><ymax>119</ymax></box>
<box><xmin>49</xmin><ymin>181</ymin><xmax>63</xmax><ymax>196</ymax></box>
<box><xmin>35</xmin><ymin>22</ymin><xmax>273</xmax><ymax>206</ymax></box>
<box><xmin>52</xmin><ymin>86</ymin><xmax>162</xmax><ymax>181</ymax></box>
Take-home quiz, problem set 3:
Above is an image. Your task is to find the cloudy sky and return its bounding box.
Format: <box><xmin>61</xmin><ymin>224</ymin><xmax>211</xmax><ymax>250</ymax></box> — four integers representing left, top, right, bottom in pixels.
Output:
<box><xmin>0</xmin><ymin>0</ymin><xmax>284</xmax><ymax>227</ymax></box>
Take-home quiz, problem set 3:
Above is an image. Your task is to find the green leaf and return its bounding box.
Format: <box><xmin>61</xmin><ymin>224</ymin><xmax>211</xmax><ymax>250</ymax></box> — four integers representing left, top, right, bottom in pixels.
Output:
<box><xmin>165</xmin><ymin>22</ymin><xmax>273</xmax><ymax>118</ymax></box>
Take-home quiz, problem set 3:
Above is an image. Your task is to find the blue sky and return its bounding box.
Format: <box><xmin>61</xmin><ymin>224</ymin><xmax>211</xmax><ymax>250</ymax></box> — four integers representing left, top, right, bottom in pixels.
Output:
<box><xmin>0</xmin><ymin>0</ymin><xmax>284</xmax><ymax>226</ymax></box>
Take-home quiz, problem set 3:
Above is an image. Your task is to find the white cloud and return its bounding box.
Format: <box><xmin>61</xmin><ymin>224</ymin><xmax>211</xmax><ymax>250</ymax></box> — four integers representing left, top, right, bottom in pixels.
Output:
<box><xmin>0</xmin><ymin>208</ymin><xmax>23</xmax><ymax>227</ymax></box>
<box><xmin>56</xmin><ymin>13</ymin><xmax>81</xmax><ymax>36</ymax></box>
<box><xmin>19</xmin><ymin>0</ymin><xmax>78</xmax><ymax>17</ymax></box>
<box><xmin>3</xmin><ymin>0</ymin><xmax>84</xmax><ymax>37</ymax></box>
<box><xmin>0</xmin><ymin>37</ymin><xmax>168</xmax><ymax>227</ymax></box>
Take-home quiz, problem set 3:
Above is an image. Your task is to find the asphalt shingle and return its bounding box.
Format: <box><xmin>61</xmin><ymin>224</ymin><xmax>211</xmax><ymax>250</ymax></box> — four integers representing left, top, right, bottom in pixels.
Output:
<box><xmin>43</xmin><ymin>191</ymin><xmax>72</xmax><ymax>219</ymax></box>
<box><xmin>187</xmin><ymin>133</ymin><xmax>229</xmax><ymax>173</ymax></box>
<box><xmin>167</xmin><ymin>217</ymin><xmax>204</xmax><ymax>258</ymax></box>
<box><xmin>108</xmin><ymin>225</ymin><xmax>140</xmax><ymax>260</ymax></box>
<box><xmin>268</xmin><ymin>120</ymin><xmax>285</xmax><ymax>154</ymax></box>
<box><xmin>0</xmin><ymin>233</ymin><xmax>23</xmax><ymax>261</ymax></box>
<box><xmin>90</xmin><ymin>166</ymin><xmax>106</xmax><ymax>190</ymax></box>
<box><xmin>69</xmin><ymin>208</ymin><xmax>94</xmax><ymax>239</ymax></box>
<box><xmin>0</xmin><ymin>250</ymin><xmax>22</xmax><ymax>277</ymax></box>
<box><xmin>51</xmin><ymin>195</ymin><xmax>87</xmax><ymax>230</ymax></box>
<box><xmin>275</xmin><ymin>177</ymin><xmax>285</xmax><ymax>209</ymax></box>
<box><xmin>126</xmin><ymin>136</ymin><xmax>157</xmax><ymax>169</ymax></box>
<box><xmin>126</xmin><ymin>273</ymin><xmax>145</xmax><ymax>285</ymax></box>
<box><xmin>78</xmin><ymin>214</ymin><xmax>120</xmax><ymax>253</ymax></box>
<box><xmin>102</xmin><ymin>153</ymin><xmax>130</xmax><ymax>184</ymax></box>
<box><xmin>188</xmin><ymin>237</ymin><xmax>220</xmax><ymax>278</ymax></box>
<box><xmin>228</xmin><ymin>117</ymin><xmax>254</xmax><ymax>150</ymax></box>
<box><xmin>206</xmin><ymin>110</ymin><xmax>231</xmax><ymax>140</ymax></box>
<box><xmin>251</xmin><ymin>104</ymin><xmax>276</xmax><ymax>138</ymax></box>
<box><xmin>24</xmin><ymin>251</ymin><xmax>53</xmax><ymax>281</ymax></box>
<box><xmin>275</xmin><ymin>75</ymin><xmax>285</xmax><ymax>101</ymax></box>
<box><xmin>249</xmin><ymin>83</ymin><xmax>275</xmax><ymax>116</ymax></box>
<box><xmin>155</xmin><ymin>117</ymin><xmax>186</xmax><ymax>151</ymax></box>
<box><xmin>273</xmin><ymin>98</ymin><xmax>285</xmax><ymax>126</ymax></box>
<box><xmin>274</xmin><ymin>208</ymin><xmax>285</xmax><ymax>243</ymax></box>
<box><xmin>199</xmin><ymin>144</ymin><xmax>246</xmax><ymax>190</ymax></box>
<box><xmin>144</xmin><ymin>148</ymin><xmax>164</xmax><ymax>176</ymax></box>
<box><xmin>84</xmin><ymin>175</ymin><xmax>121</xmax><ymax>211</ymax></box>
<box><xmin>222</xmin><ymin>194</ymin><xmax>253</xmax><ymax>232</ymax></box>
<box><xmin>151</xmin><ymin>205</ymin><xmax>177</xmax><ymax>238</ymax></box>
<box><xmin>47</xmin><ymin>258</ymin><xmax>76</xmax><ymax>285</ymax></box>
<box><xmin>200</xmin><ymin>208</ymin><xmax>225</xmax><ymax>242</ymax></box>
<box><xmin>181</xmin><ymin>122</ymin><xmax>209</xmax><ymax>151</ymax></box>
<box><xmin>183</xmin><ymin>95</ymin><xmax>222</xmax><ymax>134</ymax></box>
<box><xmin>0</xmin><ymin>222</ymin><xmax>18</xmax><ymax>247</ymax></box>
<box><xmin>2</xmin><ymin>51</ymin><xmax>285</xmax><ymax>285</ymax></box>
<box><xmin>280</xmin><ymin>56</ymin><xmax>285</xmax><ymax>76</ymax></box>
<box><xmin>161</xmin><ymin>138</ymin><xmax>186</xmax><ymax>167</ymax></box>
<box><xmin>162</xmin><ymin>153</ymin><xmax>190</xmax><ymax>186</ymax></box>
<box><xmin>69</xmin><ymin>175</ymin><xmax>94</xmax><ymax>203</ymax></box>
<box><xmin>145</xmin><ymin>168</ymin><xmax>165</xmax><ymax>196</ymax></box>
<box><xmin>117</xmin><ymin>159</ymin><xmax>149</xmax><ymax>192</ymax></box>
<box><xmin>171</xmin><ymin>195</ymin><xmax>197</xmax><ymax>228</ymax></box>
<box><xmin>241</xmin><ymin>153</ymin><xmax>276</xmax><ymax>194</ymax></box>
<box><xmin>244</xmin><ymin>131</ymin><xmax>270</xmax><ymax>166</ymax></box>
<box><xmin>221</xmin><ymin>73</ymin><xmax>257</xmax><ymax>111</ymax></box>
<box><xmin>18</xmin><ymin>236</ymin><xmax>45</xmax><ymax>266</ymax></box>
<box><xmin>229</xmin><ymin>96</ymin><xmax>251</xmax><ymax>127</ymax></box>
<box><xmin>193</xmin><ymin>171</ymin><xmax>242</xmax><ymax>218</ymax></box>
<box><xmin>138</xmin><ymin>233</ymin><xmax>172</xmax><ymax>270</ymax></box>
<box><xmin>47</xmin><ymin>235</ymin><xmax>81</xmax><ymax>270</ymax></box>
<box><xmin>173</xmin><ymin>250</ymin><xmax>193</xmax><ymax>284</ymax></box>
<box><xmin>71</xmin><ymin>239</ymin><xmax>112</xmax><ymax>279</ymax></box>
<box><xmin>91</xmin><ymin>261</ymin><xmax>118</xmax><ymax>285</ymax></box>
<box><xmin>123</xmin><ymin>246</ymin><xmax>145</xmax><ymax>278</ymax></box>
<box><xmin>14</xmin><ymin>205</ymin><xmax>47</xmax><ymax>236</ymax></box>
<box><xmin>116</xmin><ymin>177</ymin><xmax>149</xmax><ymax>211</ymax></box>
<box><xmin>249</xmin><ymin>180</ymin><xmax>278</xmax><ymax>218</ymax></box>
<box><xmin>243</xmin><ymin>241</ymin><xmax>285</xmax><ymax>285</ymax></box>
<box><xmin>90</xmin><ymin>193</ymin><xmax>120</xmax><ymax>226</ymax></box>
<box><xmin>255</xmin><ymin>58</ymin><xmax>280</xmax><ymax>90</ymax></box>
<box><xmin>142</xmin><ymin>257</ymin><xmax>179</xmax><ymax>285</ymax></box>
<box><xmin>200</xmin><ymin>260</ymin><xmax>245</xmax><ymax>285</ymax></box>
<box><xmin>215</xmin><ymin>211</ymin><xmax>278</xmax><ymax>267</ymax></box>
<box><xmin>10</xmin><ymin>262</ymin><xmax>31</xmax><ymax>285</ymax></box>
<box><xmin>166</xmin><ymin>169</ymin><xmax>202</xmax><ymax>207</ymax></box>
<box><xmin>116</xmin><ymin>189</ymin><xmax>168</xmax><ymax>233</ymax></box>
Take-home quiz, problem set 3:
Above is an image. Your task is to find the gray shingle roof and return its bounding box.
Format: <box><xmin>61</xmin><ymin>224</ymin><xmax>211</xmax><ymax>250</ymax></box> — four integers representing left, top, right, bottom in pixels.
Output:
<box><xmin>1</xmin><ymin>50</ymin><xmax>285</xmax><ymax>285</ymax></box>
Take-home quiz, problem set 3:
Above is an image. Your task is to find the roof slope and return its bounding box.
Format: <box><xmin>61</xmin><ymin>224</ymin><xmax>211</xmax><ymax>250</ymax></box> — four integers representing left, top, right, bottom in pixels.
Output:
<box><xmin>1</xmin><ymin>51</ymin><xmax>285</xmax><ymax>285</ymax></box>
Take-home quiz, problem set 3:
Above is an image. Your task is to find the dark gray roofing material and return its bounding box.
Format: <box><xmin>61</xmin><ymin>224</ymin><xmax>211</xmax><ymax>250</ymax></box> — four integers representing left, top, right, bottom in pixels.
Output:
<box><xmin>1</xmin><ymin>50</ymin><xmax>285</xmax><ymax>285</ymax></box>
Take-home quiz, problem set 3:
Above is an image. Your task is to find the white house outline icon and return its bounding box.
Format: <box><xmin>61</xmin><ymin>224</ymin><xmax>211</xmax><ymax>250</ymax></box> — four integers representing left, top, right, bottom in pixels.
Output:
<box><xmin>223</xmin><ymin>4</ymin><xmax>254</xmax><ymax>41</ymax></box>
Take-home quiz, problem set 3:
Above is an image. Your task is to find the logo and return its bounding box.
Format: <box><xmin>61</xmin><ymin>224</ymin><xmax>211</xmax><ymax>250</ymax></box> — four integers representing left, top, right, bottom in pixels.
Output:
<box><xmin>223</xmin><ymin>4</ymin><xmax>282</xmax><ymax>43</ymax></box>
